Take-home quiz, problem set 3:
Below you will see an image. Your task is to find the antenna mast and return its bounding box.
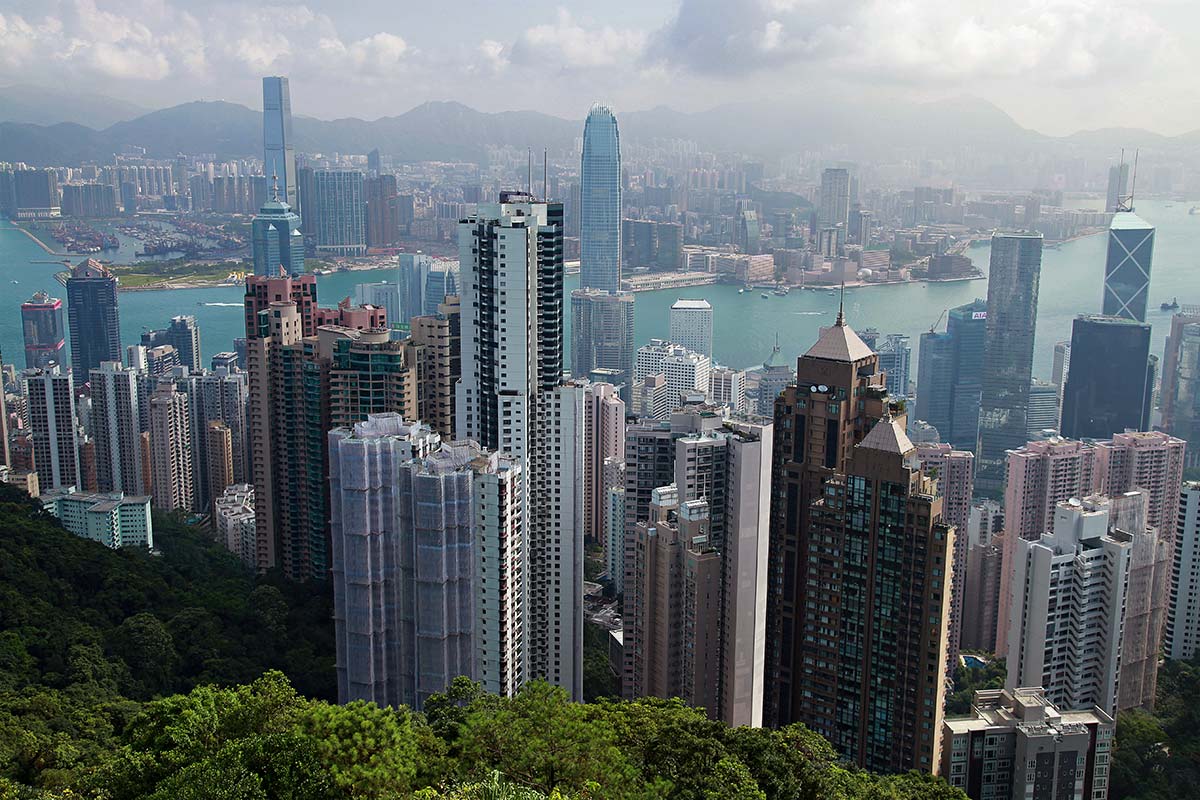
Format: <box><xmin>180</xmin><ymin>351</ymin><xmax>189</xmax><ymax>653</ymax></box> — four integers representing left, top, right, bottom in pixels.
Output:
<box><xmin>527</xmin><ymin>149</ymin><xmax>532</xmax><ymax>194</ymax></box>
<box><xmin>543</xmin><ymin>148</ymin><xmax>548</xmax><ymax>201</ymax></box>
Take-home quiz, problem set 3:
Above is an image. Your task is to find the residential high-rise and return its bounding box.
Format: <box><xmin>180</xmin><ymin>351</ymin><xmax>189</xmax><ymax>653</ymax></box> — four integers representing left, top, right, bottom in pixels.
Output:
<box><xmin>213</xmin><ymin>484</ymin><xmax>256</xmax><ymax>567</ymax></box>
<box><xmin>410</xmin><ymin>297</ymin><xmax>462</xmax><ymax>440</ymax></box>
<box><xmin>206</xmin><ymin>421</ymin><xmax>234</xmax><ymax>515</ymax></box>
<box><xmin>876</xmin><ymin>333</ymin><xmax>912</xmax><ymax>398</ymax></box>
<box><xmin>262</xmin><ymin>76</ymin><xmax>298</xmax><ymax>211</ymax></box>
<box><xmin>669</xmin><ymin>299</ymin><xmax>714</xmax><ymax>359</ymax></box>
<box><xmin>941</xmin><ymin>688</ymin><xmax>1114</xmax><ymax>800</ymax></box>
<box><xmin>149</xmin><ymin>383</ymin><xmax>195</xmax><ymax>513</ymax></box>
<box><xmin>197</xmin><ymin>367</ymin><xmax>250</xmax><ymax>486</ymax></box>
<box><xmin>20</xmin><ymin>292</ymin><xmax>65</xmax><ymax>370</ymax></box>
<box><xmin>330</xmin><ymin>416</ymin><xmax>509</xmax><ymax>709</ymax></box>
<box><xmin>1093</xmin><ymin>431</ymin><xmax>1186</xmax><ymax>538</ymax></box>
<box><xmin>250</xmin><ymin>180</ymin><xmax>305</xmax><ymax>277</ymax></box>
<box><xmin>570</xmin><ymin>289</ymin><xmax>635</xmax><ymax>401</ymax></box>
<box><xmin>1006</xmin><ymin>497</ymin><xmax>1120</xmax><ymax>714</ymax></box>
<box><xmin>915</xmin><ymin>298</ymin><xmax>987</xmax><ymax>451</ymax></box>
<box><xmin>960</xmin><ymin>500</ymin><xmax>1005</xmax><ymax>653</ymax></box>
<box><xmin>454</xmin><ymin>193</ymin><xmax>584</xmax><ymax>698</ymax></box>
<box><xmin>89</xmin><ymin>362</ymin><xmax>147</xmax><ymax>495</ymax></box>
<box><xmin>1103</xmin><ymin>211</ymin><xmax>1155</xmax><ymax>322</ymax></box>
<box><xmin>1159</xmin><ymin>307</ymin><xmax>1200</xmax><ymax>467</ymax></box>
<box><xmin>976</xmin><ymin>232</ymin><xmax>1043</xmax><ymax>496</ymax></box>
<box><xmin>582</xmin><ymin>383</ymin><xmax>625</xmax><ymax>546</ymax></box>
<box><xmin>23</xmin><ymin>364</ymin><xmax>80</xmax><ymax>491</ymax></box>
<box><xmin>767</xmin><ymin>310</ymin><xmax>891</xmax><ymax>729</ymax></box>
<box><xmin>1061</xmin><ymin>315</ymin><xmax>1152</xmax><ymax>439</ymax></box>
<box><xmin>365</xmin><ymin>174</ymin><xmax>401</xmax><ymax>248</ymax></box>
<box><xmin>916</xmin><ymin>444</ymin><xmax>974</xmax><ymax>670</ymax></box>
<box><xmin>793</xmin><ymin>415</ymin><xmax>953</xmax><ymax>773</ymax></box>
<box><xmin>66</xmin><ymin>259</ymin><xmax>121</xmax><ymax>387</ymax></box>
<box><xmin>1166</xmin><ymin>482</ymin><xmax>1200</xmax><ymax>661</ymax></box>
<box><xmin>313</xmin><ymin>169</ymin><xmax>366</xmax><ymax>256</ymax></box>
<box><xmin>818</xmin><ymin>167</ymin><xmax>850</xmax><ymax>231</ymax></box>
<box><xmin>622</xmin><ymin>416</ymin><xmax>772</xmax><ymax>727</ymax></box>
<box><xmin>141</xmin><ymin>315</ymin><xmax>203</xmax><ymax>373</ymax></box>
<box><xmin>580</xmin><ymin>105</ymin><xmax>621</xmax><ymax>293</ymax></box>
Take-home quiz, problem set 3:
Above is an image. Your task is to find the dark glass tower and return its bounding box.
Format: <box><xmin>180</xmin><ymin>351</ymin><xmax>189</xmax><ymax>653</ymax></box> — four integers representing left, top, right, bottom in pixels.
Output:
<box><xmin>976</xmin><ymin>232</ymin><xmax>1042</xmax><ymax>496</ymax></box>
<box><xmin>915</xmin><ymin>298</ymin><xmax>988</xmax><ymax>450</ymax></box>
<box><xmin>1061</xmin><ymin>314</ymin><xmax>1152</xmax><ymax>439</ymax></box>
<box><xmin>65</xmin><ymin>259</ymin><xmax>121</xmax><ymax>387</ymax></box>
<box><xmin>262</xmin><ymin>76</ymin><xmax>298</xmax><ymax>213</ymax></box>
<box><xmin>251</xmin><ymin>179</ymin><xmax>305</xmax><ymax>276</ymax></box>
<box><xmin>580</xmin><ymin>105</ymin><xmax>621</xmax><ymax>293</ymax></box>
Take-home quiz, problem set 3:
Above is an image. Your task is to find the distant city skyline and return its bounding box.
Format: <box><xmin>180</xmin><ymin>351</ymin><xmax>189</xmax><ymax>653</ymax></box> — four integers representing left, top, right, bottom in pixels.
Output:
<box><xmin>1</xmin><ymin>1</ymin><xmax>1199</xmax><ymax>136</ymax></box>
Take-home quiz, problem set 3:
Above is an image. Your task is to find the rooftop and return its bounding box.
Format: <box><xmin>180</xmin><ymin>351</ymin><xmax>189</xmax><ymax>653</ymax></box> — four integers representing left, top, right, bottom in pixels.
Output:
<box><xmin>858</xmin><ymin>415</ymin><xmax>915</xmax><ymax>456</ymax></box>
<box><xmin>804</xmin><ymin>320</ymin><xmax>875</xmax><ymax>362</ymax></box>
<box><xmin>1110</xmin><ymin>211</ymin><xmax>1154</xmax><ymax>231</ymax></box>
<box><xmin>671</xmin><ymin>299</ymin><xmax>712</xmax><ymax>310</ymax></box>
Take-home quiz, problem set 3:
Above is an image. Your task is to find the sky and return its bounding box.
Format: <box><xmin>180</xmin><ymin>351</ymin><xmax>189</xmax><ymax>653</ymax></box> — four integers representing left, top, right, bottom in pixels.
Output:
<box><xmin>0</xmin><ymin>0</ymin><xmax>1196</xmax><ymax>136</ymax></box>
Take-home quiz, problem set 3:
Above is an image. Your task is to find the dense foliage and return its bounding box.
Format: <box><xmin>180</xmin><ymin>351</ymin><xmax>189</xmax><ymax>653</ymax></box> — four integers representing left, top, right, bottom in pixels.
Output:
<box><xmin>944</xmin><ymin>655</ymin><xmax>1006</xmax><ymax>717</ymax></box>
<box><xmin>1110</xmin><ymin>656</ymin><xmax>1200</xmax><ymax>800</ymax></box>
<box><xmin>0</xmin><ymin>483</ymin><xmax>969</xmax><ymax>798</ymax></box>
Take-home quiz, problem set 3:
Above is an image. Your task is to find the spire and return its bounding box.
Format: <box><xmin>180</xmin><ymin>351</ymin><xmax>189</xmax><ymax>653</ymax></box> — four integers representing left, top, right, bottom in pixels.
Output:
<box><xmin>836</xmin><ymin>279</ymin><xmax>846</xmax><ymax>326</ymax></box>
<box><xmin>271</xmin><ymin>172</ymin><xmax>280</xmax><ymax>202</ymax></box>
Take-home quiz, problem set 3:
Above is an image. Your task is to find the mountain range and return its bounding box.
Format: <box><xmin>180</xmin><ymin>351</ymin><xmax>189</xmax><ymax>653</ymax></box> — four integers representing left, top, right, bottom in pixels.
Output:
<box><xmin>2</xmin><ymin>85</ymin><xmax>1199</xmax><ymax>167</ymax></box>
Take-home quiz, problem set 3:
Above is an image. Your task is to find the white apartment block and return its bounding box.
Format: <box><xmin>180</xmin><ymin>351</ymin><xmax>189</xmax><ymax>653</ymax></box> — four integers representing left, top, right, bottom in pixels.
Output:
<box><xmin>669</xmin><ymin>298</ymin><xmax>714</xmax><ymax>359</ymax></box>
<box><xmin>1166</xmin><ymin>482</ymin><xmax>1200</xmax><ymax>660</ymax></box>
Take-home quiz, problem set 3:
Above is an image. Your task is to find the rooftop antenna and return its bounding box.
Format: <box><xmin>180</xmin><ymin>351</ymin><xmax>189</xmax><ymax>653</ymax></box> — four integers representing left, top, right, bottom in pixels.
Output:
<box><xmin>527</xmin><ymin>148</ymin><xmax>532</xmax><ymax>195</ymax></box>
<box><xmin>1128</xmin><ymin>148</ymin><xmax>1140</xmax><ymax>212</ymax></box>
<box><xmin>271</xmin><ymin>172</ymin><xmax>279</xmax><ymax>202</ymax></box>
<box><xmin>836</xmin><ymin>279</ymin><xmax>846</xmax><ymax>326</ymax></box>
<box><xmin>1115</xmin><ymin>148</ymin><xmax>1138</xmax><ymax>213</ymax></box>
<box><xmin>543</xmin><ymin>148</ymin><xmax>548</xmax><ymax>201</ymax></box>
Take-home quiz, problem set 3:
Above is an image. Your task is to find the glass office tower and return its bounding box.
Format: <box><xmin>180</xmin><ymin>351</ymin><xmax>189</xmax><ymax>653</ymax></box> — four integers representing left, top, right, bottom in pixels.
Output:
<box><xmin>1103</xmin><ymin>211</ymin><xmax>1155</xmax><ymax>322</ymax></box>
<box><xmin>263</xmin><ymin>76</ymin><xmax>298</xmax><ymax>213</ymax></box>
<box><xmin>580</xmin><ymin>105</ymin><xmax>621</xmax><ymax>293</ymax></box>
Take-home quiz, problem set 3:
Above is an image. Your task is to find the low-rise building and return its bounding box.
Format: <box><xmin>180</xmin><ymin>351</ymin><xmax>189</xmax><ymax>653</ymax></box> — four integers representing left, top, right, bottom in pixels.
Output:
<box><xmin>39</xmin><ymin>487</ymin><xmax>153</xmax><ymax>549</ymax></box>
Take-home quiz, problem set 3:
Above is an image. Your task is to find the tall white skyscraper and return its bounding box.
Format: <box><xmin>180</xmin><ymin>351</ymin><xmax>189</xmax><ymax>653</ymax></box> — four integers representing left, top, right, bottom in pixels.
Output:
<box><xmin>580</xmin><ymin>105</ymin><xmax>621</xmax><ymax>293</ymax></box>
<box><xmin>455</xmin><ymin>193</ymin><xmax>584</xmax><ymax>699</ymax></box>
<box><xmin>23</xmin><ymin>364</ymin><xmax>80</xmax><ymax>491</ymax></box>
<box><xmin>669</xmin><ymin>299</ymin><xmax>714</xmax><ymax>359</ymax></box>
<box><xmin>818</xmin><ymin>167</ymin><xmax>851</xmax><ymax>231</ymax></box>
<box><xmin>90</xmin><ymin>361</ymin><xmax>147</xmax><ymax>495</ymax></box>
<box><xmin>1166</xmin><ymin>482</ymin><xmax>1200</xmax><ymax>661</ymax></box>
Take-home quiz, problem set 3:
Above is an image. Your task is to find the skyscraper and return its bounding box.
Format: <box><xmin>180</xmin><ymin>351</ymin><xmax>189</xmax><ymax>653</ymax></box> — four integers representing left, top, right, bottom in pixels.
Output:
<box><xmin>365</xmin><ymin>174</ymin><xmax>401</xmax><ymax>247</ymax></box>
<box><xmin>876</xmin><ymin>333</ymin><xmax>912</xmax><ymax>398</ymax></box>
<box><xmin>1103</xmin><ymin>211</ymin><xmax>1155</xmax><ymax>322</ymax></box>
<box><xmin>142</xmin><ymin>315</ymin><xmax>203</xmax><ymax>373</ymax></box>
<box><xmin>1159</xmin><ymin>307</ymin><xmax>1200</xmax><ymax>466</ymax></box>
<box><xmin>669</xmin><ymin>299</ymin><xmax>714</xmax><ymax>359</ymax></box>
<box><xmin>767</xmin><ymin>310</ymin><xmax>894</xmax><ymax>729</ymax></box>
<box><xmin>570</xmin><ymin>289</ymin><xmax>635</xmax><ymax>400</ymax></box>
<box><xmin>1166</xmin><ymin>482</ymin><xmax>1200</xmax><ymax>661</ymax></box>
<box><xmin>66</xmin><ymin>259</ymin><xmax>121</xmax><ymax>387</ymax></box>
<box><xmin>582</xmin><ymin>383</ymin><xmax>625</xmax><ymax>547</ymax></box>
<box><xmin>914</xmin><ymin>298</ymin><xmax>986</xmax><ymax>451</ymax></box>
<box><xmin>262</xmin><ymin>76</ymin><xmax>298</xmax><ymax>212</ymax></box>
<box><xmin>818</xmin><ymin>168</ymin><xmax>850</xmax><ymax>231</ymax></box>
<box><xmin>455</xmin><ymin>193</ymin><xmax>584</xmax><ymax>699</ymax></box>
<box><xmin>23</xmin><ymin>364</ymin><xmax>80</xmax><ymax>491</ymax></box>
<box><xmin>1026</xmin><ymin>379</ymin><xmax>1061</xmax><ymax>436</ymax></box>
<box><xmin>916</xmin><ymin>443</ymin><xmax>974</xmax><ymax>670</ymax></box>
<box><xmin>329</xmin><ymin>416</ymin><xmax>508</xmax><ymax>709</ymax></box>
<box><xmin>20</xmin><ymin>292</ymin><xmax>65</xmax><ymax>370</ymax></box>
<box><xmin>149</xmin><ymin>383</ymin><xmax>195</xmax><ymax>513</ymax></box>
<box><xmin>90</xmin><ymin>361</ymin><xmax>147</xmax><ymax>495</ymax></box>
<box><xmin>797</xmin><ymin>415</ymin><xmax>953</xmax><ymax>772</ymax></box>
<box><xmin>1061</xmin><ymin>315</ymin><xmax>1152</xmax><ymax>439</ymax></box>
<box><xmin>251</xmin><ymin>180</ymin><xmax>305</xmax><ymax>277</ymax></box>
<box><xmin>976</xmin><ymin>232</ymin><xmax>1043</xmax><ymax>496</ymax></box>
<box><xmin>1105</xmin><ymin>162</ymin><xmax>1129</xmax><ymax>213</ymax></box>
<box><xmin>580</xmin><ymin>105</ymin><xmax>621</xmax><ymax>293</ymax></box>
<box><xmin>313</xmin><ymin>169</ymin><xmax>366</xmax><ymax>256</ymax></box>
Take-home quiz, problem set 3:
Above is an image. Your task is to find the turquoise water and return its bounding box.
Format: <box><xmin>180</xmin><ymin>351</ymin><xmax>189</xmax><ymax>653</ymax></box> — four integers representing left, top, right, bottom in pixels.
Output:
<box><xmin>0</xmin><ymin>198</ymin><xmax>1195</xmax><ymax>375</ymax></box>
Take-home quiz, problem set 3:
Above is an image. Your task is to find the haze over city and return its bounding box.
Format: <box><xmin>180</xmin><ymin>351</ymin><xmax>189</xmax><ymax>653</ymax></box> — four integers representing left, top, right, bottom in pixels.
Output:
<box><xmin>1</xmin><ymin>0</ymin><xmax>1198</xmax><ymax>135</ymax></box>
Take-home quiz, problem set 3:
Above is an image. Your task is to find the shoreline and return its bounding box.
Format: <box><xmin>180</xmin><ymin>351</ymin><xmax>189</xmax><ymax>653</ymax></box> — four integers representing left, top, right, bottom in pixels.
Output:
<box><xmin>13</xmin><ymin>224</ymin><xmax>71</xmax><ymax>257</ymax></box>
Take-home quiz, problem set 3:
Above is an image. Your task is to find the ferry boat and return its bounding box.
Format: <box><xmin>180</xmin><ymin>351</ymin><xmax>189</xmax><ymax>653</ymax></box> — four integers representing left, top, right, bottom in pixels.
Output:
<box><xmin>1161</xmin><ymin>297</ymin><xmax>1180</xmax><ymax>311</ymax></box>
<box><xmin>760</xmin><ymin>292</ymin><xmax>770</xmax><ymax>299</ymax></box>
<box><xmin>773</xmin><ymin>286</ymin><xmax>790</xmax><ymax>296</ymax></box>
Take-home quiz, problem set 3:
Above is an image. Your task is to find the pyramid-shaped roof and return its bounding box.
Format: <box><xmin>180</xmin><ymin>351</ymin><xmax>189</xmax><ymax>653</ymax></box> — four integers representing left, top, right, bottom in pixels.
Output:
<box><xmin>858</xmin><ymin>415</ymin><xmax>914</xmax><ymax>455</ymax></box>
<box><xmin>804</xmin><ymin>318</ymin><xmax>874</xmax><ymax>362</ymax></box>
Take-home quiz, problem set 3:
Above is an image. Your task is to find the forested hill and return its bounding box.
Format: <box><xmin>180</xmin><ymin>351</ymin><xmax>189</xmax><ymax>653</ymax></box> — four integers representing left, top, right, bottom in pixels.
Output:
<box><xmin>0</xmin><ymin>482</ymin><xmax>968</xmax><ymax>798</ymax></box>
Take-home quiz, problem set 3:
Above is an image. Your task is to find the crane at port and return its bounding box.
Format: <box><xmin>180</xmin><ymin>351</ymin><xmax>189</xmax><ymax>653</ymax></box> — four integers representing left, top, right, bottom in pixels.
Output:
<box><xmin>929</xmin><ymin>308</ymin><xmax>947</xmax><ymax>334</ymax></box>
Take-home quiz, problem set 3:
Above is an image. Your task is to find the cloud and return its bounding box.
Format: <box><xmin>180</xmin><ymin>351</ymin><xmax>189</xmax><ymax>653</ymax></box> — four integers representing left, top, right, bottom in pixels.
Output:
<box><xmin>646</xmin><ymin>0</ymin><xmax>1171</xmax><ymax>87</ymax></box>
<box><xmin>508</xmin><ymin>9</ymin><xmax>647</xmax><ymax>71</ymax></box>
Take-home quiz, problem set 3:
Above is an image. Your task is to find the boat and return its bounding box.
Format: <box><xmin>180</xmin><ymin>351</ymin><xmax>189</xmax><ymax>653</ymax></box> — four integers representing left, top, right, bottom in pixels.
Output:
<box><xmin>826</xmin><ymin>290</ymin><xmax>835</xmax><ymax>296</ymax></box>
<box><xmin>738</xmin><ymin>288</ymin><xmax>745</xmax><ymax>294</ymax></box>
<box><xmin>1161</xmin><ymin>297</ymin><xmax>1180</xmax><ymax>311</ymax></box>
<box><xmin>773</xmin><ymin>286</ymin><xmax>790</xmax><ymax>296</ymax></box>
<box><xmin>1190</xmin><ymin>207</ymin><xmax>1200</xmax><ymax>215</ymax></box>
<box><xmin>760</xmin><ymin>293</ymin><xmax>770</xmax><ymax>299</ymax></box>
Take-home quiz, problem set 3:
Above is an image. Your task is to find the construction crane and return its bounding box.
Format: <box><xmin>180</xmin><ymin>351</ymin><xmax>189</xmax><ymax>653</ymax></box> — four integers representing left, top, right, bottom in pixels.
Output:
<box><xmin>929</xmin><ymin>308</ymin><xmax>947</xmax><ymax>334</ymax></box>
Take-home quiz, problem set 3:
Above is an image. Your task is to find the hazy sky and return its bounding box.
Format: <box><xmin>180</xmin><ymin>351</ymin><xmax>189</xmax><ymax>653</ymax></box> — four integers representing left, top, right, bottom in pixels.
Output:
<box><xmin>0</xmin><ymin>0</ymin><xmax>1195</xmax><ymax>135</ymax></box>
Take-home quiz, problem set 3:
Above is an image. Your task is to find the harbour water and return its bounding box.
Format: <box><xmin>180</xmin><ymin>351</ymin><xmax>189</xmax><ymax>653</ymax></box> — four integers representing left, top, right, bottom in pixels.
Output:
<box><xmin>0</xmin><ymin>198</ymin><xmax>1194</xmax><ymax>379</ymax></box>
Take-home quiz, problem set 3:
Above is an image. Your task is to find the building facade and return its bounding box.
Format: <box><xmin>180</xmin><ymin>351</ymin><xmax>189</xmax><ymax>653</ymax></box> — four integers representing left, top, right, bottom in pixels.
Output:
<box><xmin>1103</xmin><ymin>211</ymin><xmax>1154</xmax><ymax>322</ymax></box>
<box><xmin>66</xmin><ymin>259</ymin><xmax>121</xmax><ymax>387</ymax></box>
<box><xmin>20</xmin><ymin>292</ymin><xmax>65</xmax><ymax>370</ymax></box>
<box><xmin>669</xmin><ymin>299</ymin><xmax>714</xmax><ymax>359</ymax></box>
<box><xmin>39</xmin><ymin>488</ymin><xmax>153</xmax><ymax>549</ymax></box>
<box><xmin>580</xmin><ymin>105</ymin><xmax>622</xmax><ymax>293</ymax></box>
